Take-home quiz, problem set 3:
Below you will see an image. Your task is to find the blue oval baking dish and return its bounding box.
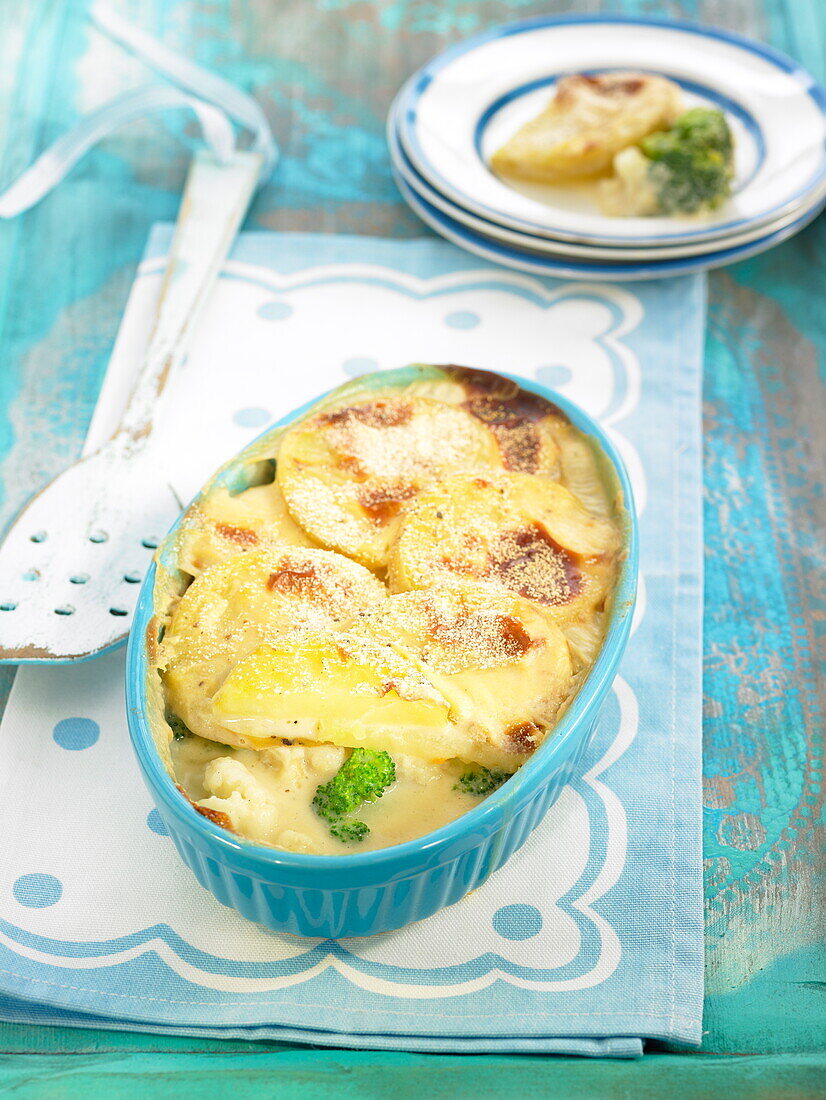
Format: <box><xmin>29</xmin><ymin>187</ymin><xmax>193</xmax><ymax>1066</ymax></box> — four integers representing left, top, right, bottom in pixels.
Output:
<box><xmin>125</xmin><ymin>366</ymin><xmax>638</xmax><ymax>939</ymax></box>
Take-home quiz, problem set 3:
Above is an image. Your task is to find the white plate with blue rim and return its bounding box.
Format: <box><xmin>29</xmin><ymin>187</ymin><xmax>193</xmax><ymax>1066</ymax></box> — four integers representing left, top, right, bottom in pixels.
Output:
<box><xmin>393</xmin><ymin>166</ymin><xmax>825</xmax><ymax>281</ymax></box>
<box><xmin>395</xmin><ymin>15</ymin><xmax>826</xmax><ymax>248</ymax></box>
<box><xmin>389</xmin><ymin>99</ymin><xmax>826</xmax><ymax>261</ymax></box>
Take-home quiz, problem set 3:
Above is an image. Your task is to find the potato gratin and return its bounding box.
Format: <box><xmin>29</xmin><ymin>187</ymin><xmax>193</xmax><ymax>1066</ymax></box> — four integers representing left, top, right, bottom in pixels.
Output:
<box><xmin>149</xmin><ymin>366</ymin><xmax>625</xmax><ymax>853</ymax></box>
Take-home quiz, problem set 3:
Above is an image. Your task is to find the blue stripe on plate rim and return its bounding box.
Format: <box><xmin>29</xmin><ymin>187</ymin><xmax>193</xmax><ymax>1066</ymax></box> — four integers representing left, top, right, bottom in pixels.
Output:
<box><xmin>388</xmin><ymin>97</ymin><xmax>826</xmax><ymax>262</ymax></box>
<box><xmin>396</xmin><ymin>13</ymin><xmax>826</xmax><ymax>246</ymax></box>
<box><xmin>473</xmin><ymin>71</ymin><xmax>767</xmax><ymax>197</ymax></box>
<box><xmin>392</xmin><ymin>162</ymin><xmax>826</xmax><ymax>281</ymax></box>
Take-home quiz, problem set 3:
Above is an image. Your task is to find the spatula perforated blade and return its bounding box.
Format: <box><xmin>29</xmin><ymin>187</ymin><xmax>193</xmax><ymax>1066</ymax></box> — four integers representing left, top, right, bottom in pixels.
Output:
<box><xmin>0</xmin><ymin>149</ymin><xmax>261</xmax><ymax>663</ymax></box>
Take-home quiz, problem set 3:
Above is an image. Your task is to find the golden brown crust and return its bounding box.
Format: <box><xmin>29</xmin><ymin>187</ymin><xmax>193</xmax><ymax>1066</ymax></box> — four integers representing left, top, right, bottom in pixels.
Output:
<box><xmin>425</xmin><ymin>602</ymin><xmax>536</xmax><ymax>663</ymax></box>
<box><xmin>175</xmin><ymin>784</ymin><xmax>236</xmax><ymax>832</ymax></box>
<box><xmin>389</xmin><ymin>472</ymin><xmax>617</xmax><ymax>624</ymax></box>
<box><xmin>214</xmin><ymin>521</ymin><xmax>260</xmax><ymax>547</ymax></box>
<box><xmin>557</xmin><ymin>73</ymin><xmax>646</xmax><ymax>105</ymax></box>
<box><xmin>320</xmin><ymin>398</ymin><xmax>414</xmax><ymax>431</ymax></box>
<box><xmin>276</xmin><ymin>392</ymin><xmax>504</xmax><ymax>569</ymax></box>
<box><xmin>358</xmin><ymin>482</ymin><xmax>418</xmax><ymax>524</ymax></box>
<box><xmin>505</xmin><ymin>720</ymin><xmax>543</xmax><ymax>753</ymax></box>
<box><xmin>445</xmin><ymin>366</ymin><xmax>565</xmax><ymax>475</ymax></box>
<box><xmin>464</xmin><ymin>520</ymin><xmax>583</xmax><ymax>607</ymax></box>
<box><xmin>266</xmin><ymin>563</ymin><xmax>321</xmax><ymax>597</ymax></box>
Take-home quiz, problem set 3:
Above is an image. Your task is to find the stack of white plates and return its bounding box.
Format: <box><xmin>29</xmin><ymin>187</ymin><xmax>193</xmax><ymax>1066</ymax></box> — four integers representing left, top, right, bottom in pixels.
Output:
<box><xmin>389</xmin><ymin>16</ymin><xmax>826</xmax><ymax>280</ymax></box>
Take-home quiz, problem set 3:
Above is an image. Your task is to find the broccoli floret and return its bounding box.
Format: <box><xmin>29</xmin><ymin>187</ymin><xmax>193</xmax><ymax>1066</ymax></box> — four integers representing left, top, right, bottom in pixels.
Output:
<box><xmin>454</xmin><ymin>766</ymin><xmax>509</xmax><ymax>797</ymax></box>
<box><xmin>646</xmin><ymin>106</ymin><xmax>733</xmax><ymax>157</ymax></box>
<box><xmin>639</xmin><ymin>107</ymin><xmax>734</xmax><ymax>214</ymax></box>
<box><xmin>330</xmin><ymin>819</ymin><xmax>370</xmax><ymax>844</ymax></box>
<box><xmin>313</xmin><ymin>748</ymin><xmax>395</xmax><ymax>818</ymax></box>
<box><xmin>166</xmin><ymin>711</ymin><xmax>190</xmax><ymax>742</ymax></box>
<box><xmin>313</xmin><ymin>748</ymin><xmax>396</xmax><ymax>844</ymax></box>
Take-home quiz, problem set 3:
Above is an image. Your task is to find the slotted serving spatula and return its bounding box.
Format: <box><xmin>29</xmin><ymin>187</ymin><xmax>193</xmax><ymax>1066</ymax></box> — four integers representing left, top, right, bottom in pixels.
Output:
<box><xmin>0</xmin><ymin>149</ymin><xmax>262</xmax><ymax>663</ymax></box>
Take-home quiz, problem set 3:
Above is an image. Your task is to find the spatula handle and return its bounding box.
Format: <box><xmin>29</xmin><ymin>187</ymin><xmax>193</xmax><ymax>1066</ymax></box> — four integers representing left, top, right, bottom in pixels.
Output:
<box><xmin>115</xmin><ymin>148</ymin><xmax>262</xmax><ymax>443</ymax></box>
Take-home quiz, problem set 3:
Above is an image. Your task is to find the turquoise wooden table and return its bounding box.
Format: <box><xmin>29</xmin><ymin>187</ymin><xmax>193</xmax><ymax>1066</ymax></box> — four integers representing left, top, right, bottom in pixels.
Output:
<box><xmin>0</xmin><ymin>1</ymin><xmax>823</xmax><ymax>1095</ymax></box>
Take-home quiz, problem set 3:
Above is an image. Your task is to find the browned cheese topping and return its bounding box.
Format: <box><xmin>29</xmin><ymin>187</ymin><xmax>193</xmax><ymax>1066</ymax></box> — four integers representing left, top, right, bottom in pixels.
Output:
<box><xmin>215</xmin><ymin>522</ymin><xmax>259</xmax><ymax>547</ymax></box>
<box><xmin>421</xmin><ymin>599</ymin><xmax>537</xmax><ymax>674</ymax></box>
<box><xmin>446</xmin><ymin>365</ymin><xmax>564</xmax><ymax>475</ymax></box>
<box><xmin>480</xmin><ymin>523</ymin><xmax>582</xmax><ymax>606</ymax></box>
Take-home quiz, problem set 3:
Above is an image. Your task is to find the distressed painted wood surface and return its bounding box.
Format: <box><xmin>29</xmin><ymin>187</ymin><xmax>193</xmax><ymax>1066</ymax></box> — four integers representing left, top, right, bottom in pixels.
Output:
<box><xmin>0</xmin><ymin>0</ymin><xmax>823</xmax><ymax>1092</ymax></box>
<box><xmin>0</xmin><ymin>1052</ymin><xmax>824</xmax><ymax>1099</ymax></box>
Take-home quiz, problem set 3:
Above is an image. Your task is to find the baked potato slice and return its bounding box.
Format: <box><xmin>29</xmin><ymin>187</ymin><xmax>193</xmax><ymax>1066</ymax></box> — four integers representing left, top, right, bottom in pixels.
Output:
<box><xmin>490</xmin><ymin>72</ymin><xmax>682</xmax><ymax>183</ymax></box>
<box><xmin>389</xmin><ymin>471</ymin><xmax>620</xmax><ymax>625</ymax></box>
<box><xmin>176</xmin><ymin>483</ymin><xmax>316</xmax><ymax>577</ymax></box>
<box><xmin>276</xmin><ymin>394</ymin><xmax>503</xmax><ymax>570</ymax></box>
<box><xmin>212</xmin><ymin>586</ymin><xmax>573</xmax><ymax>770</ymax></box>
<box><xmin>159</xmin><ymin>546</ymin><xmax>386</xmax><ymax>741</ymax></box>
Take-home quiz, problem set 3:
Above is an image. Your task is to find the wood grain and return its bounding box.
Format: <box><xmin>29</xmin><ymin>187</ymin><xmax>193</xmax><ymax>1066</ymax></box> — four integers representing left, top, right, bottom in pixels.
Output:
<box><xmin>0</xmin><ymin>0</ymin><xmax>823</xmax><ymax>1085</ymax></box>
<box><xmin>0</xmin><ymin>1052</ymin><xmax>824</xmax><ymax>1099</ymax></box>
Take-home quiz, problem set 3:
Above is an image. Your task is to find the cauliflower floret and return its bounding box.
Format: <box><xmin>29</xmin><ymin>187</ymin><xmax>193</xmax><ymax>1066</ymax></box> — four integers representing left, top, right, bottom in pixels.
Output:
<box><xmin>258</xmin><ymin>743</ymin><xmax>347</xmax><ymax>783</ymax></box>
<box><xmin>277</xmin><ymin>829</ymin><xmax>325</xmax><ymax>854</ymax></box>
<box><xmin>198</xmin><ymin>757</ymin><xmax>280</xmax><ymax>840</ymax></box>
<box><xmin>392</xmin><ymin>753</ymin><xmax>446</xmax><ymax>786</ymax></box>
<box><xmin>305</xmin><ymin>744</ymin><xmax>349</xmax><ymax>776</ymax></box>
<box><xmin>204</xmin><ymin>756</ymin><xmax>265</xmax><ymax>800</ymax></box>
<box><xmin>598</xmin><ymin>146</ymin><xmax>660</xmax><ymax>216</ymax></box>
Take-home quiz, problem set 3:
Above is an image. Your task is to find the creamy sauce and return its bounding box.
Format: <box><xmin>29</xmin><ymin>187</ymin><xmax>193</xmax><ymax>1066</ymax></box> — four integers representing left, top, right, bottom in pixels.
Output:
<box><xmin>172</xmin><ymin>735</ymin><xmax>482</xmax><ymax>854</ymax></box>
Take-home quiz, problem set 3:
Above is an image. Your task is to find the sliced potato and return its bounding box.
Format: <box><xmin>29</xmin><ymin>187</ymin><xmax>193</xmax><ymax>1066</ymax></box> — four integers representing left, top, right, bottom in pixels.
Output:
<box><xmin>277</xmin><ymin>394</ymin><xmax>503</xmax><ymax>569</ymax></box>
<box><xmin>159</xmin><ymin>546</ymin><xmax>386</xmax><ymax>740</ymax></box>
<box><xmin>213</xmin><ymin>632</ymin><xmax>460</xmax><ymax>759</ymax></box>
<box><xmin>212</xmin><ymin>588</ymin><xmax>573</xmax><ymax>770</ymax></box>
<box><xmin>563</xmin><ymin>614</ymin><xmax>608</xmax><ymax>673</ymax></box>
<box><xmin>353</xmin><ymin>588</ymin><xmax>574</xmax><ymax>766</ymax></box>
<box><xmin>418</xmin><ymin>365</ymin><xmax>565</xmax><ymax>476</ymax></box>
<box><xmin>549</xmin><ymin>416</ymin><xmax>617</xmax><ymax>518</ymax></box>
<box><xmin>389</xmin><ymin>471</ymin><xmax>620</xmax><ymax>624</ymax></box>
<box><xmin>490</xmin><ymin>72</ymin><xmax>682</xmax><ymax>183</ymax></box>
<box><xmin>176</xmin><ymin>483</ymin><xmax>316</xmax><ymax>577</ymax></box>
<box><xmin>425</xmin><ymin>367</ymin><xmax>614</xmax><ymax>506</ymax></box>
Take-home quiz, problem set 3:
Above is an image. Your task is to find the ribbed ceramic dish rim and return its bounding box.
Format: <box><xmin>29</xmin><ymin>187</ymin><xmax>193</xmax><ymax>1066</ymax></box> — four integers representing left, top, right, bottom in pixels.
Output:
<box><xmin>388</xmin><ymin>97</ymin><xmax>826</xmax><ymax>263</ymax></box>
<box><xmin>395</xmin><ymin>13</ymin><xmax>826</xmax><ymax>247</ymax></box>
<box><xmin>126</xmin><ymin>371</ymin><xmax>638</xmax><ymax>876</ymax></box>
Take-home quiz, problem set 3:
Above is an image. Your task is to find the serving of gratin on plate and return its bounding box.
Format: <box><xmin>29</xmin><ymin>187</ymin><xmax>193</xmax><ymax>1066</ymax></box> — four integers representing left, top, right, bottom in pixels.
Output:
<box><xmin>490</xmin><ymin>72</ymin><xmax>735</xmax><ymax>218</ymax></box>
<box><xmin>138</xmin><ymin>366</ymin><xmax>626</xmax><ymax>857</ymax></box>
